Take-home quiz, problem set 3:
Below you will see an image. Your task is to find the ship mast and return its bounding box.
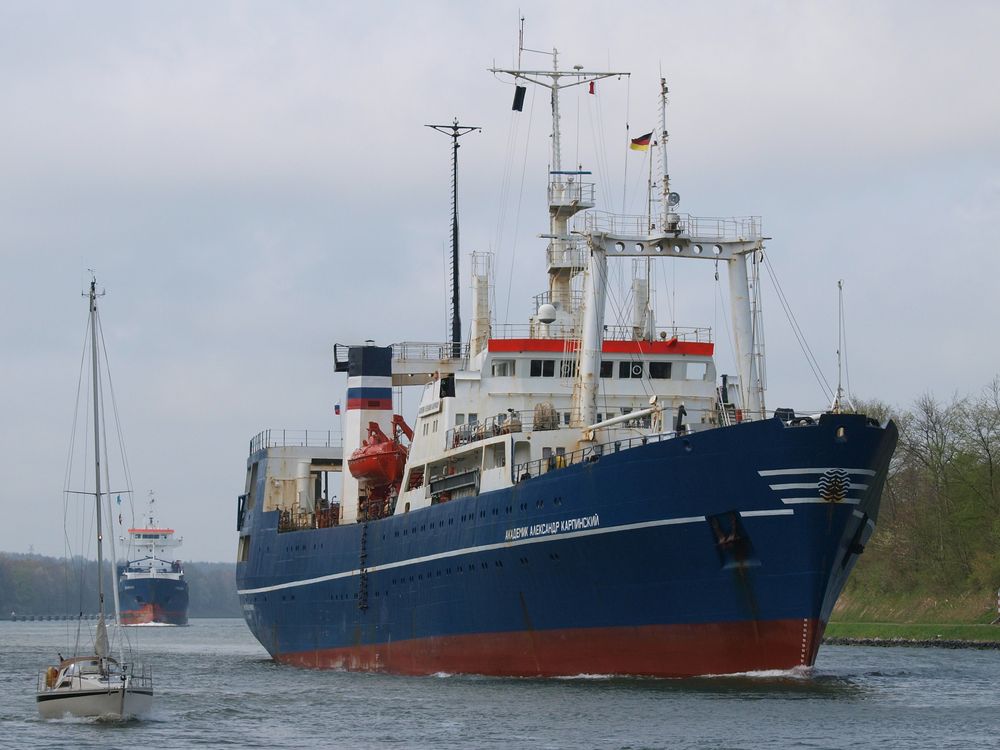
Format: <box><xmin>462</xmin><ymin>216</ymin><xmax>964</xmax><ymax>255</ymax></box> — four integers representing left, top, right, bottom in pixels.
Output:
<box><xmin>427</xmin><ymin>119</ymin><xmax>481</xmax><ymax>358</ymax></box>
<box><xmin>490</xmin><ymin>35</ymin><xmax>627</xmax><ymax>345</ymax></box>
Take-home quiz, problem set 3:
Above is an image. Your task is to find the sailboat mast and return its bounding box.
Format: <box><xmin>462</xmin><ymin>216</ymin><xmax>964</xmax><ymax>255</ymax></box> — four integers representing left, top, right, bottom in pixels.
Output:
<box><xmin>88</xmin><ymin>279</ymin><xmax>106</xmax><ymax>625</ymax></box>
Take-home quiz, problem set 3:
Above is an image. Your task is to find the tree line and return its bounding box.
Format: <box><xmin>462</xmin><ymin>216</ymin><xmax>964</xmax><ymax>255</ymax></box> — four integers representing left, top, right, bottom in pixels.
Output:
<box><xmin>846</xmin><ymin>378</ymin><xmax>1000</xmax><ymax>618</ymax></box>
<box><xmin>0</xmin><ymin>553</ymin><xmax>240</xmax><ymax>618</ymax></box>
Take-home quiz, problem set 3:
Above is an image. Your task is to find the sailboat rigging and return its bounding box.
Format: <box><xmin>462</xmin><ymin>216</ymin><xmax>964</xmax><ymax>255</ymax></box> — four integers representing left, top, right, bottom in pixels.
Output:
<box><xmin>36</xmin><ymin>276</ymin><xmax>153</xmax><ymax>720</ymax></box>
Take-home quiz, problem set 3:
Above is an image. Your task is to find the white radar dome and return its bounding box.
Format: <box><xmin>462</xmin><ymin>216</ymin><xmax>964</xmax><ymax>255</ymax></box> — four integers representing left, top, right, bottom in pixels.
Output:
<box><xmin>537</xmin><ymin>303</ymin><xmax>557</xmax><ymax>324</ymax></box>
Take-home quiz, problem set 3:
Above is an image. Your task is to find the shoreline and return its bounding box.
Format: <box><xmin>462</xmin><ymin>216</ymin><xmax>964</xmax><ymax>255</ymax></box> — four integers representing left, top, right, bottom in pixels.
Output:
<box><xmin>823</xmin><ymin>636</ymin><xmax>1000</xmax><ymax>650</ymax></box>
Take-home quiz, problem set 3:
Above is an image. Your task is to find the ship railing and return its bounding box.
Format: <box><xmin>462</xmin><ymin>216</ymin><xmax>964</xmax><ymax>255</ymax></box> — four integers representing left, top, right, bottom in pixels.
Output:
<box><xmin>546</xmin><ymin>238</ymin><xmax>588</xmax><ymax>269</ymax></box>
<box><xmin>447</xmin><ymin>405</ymin><xmax>671</xmax><ymax>452</ymax></box>
<box><xmin>548</xmin><ymin>179</ymin><xmax>595</xmax><ymax>207</ymax></box>
<box><xmin>249</xmin><ymin>429</ymin><xmax>342</xmax><ymax>456</ymax></box>
<box><xmin>277</xmin><ymin>504</ymin><xmax>341</xmax><ymax>533</ymax></box>
<box><xmin>532</xmin><ymin>290</ymin><xmax>586</xmax><ymax>312</ymax></box>
<box><xmin>336</xmin><ymin>341</ymin><xmax>471</xmax><ymax>369</ymax></box>
<box><xmin>580</xmin><ymin>212</ymin><xmax>762</xmax><ymax>241</ymax></box>
<box><xmin>126</xmin><ymin>662</ymin><xmax>153</xmax><ymax>690</ymax></box>
<box><xmin>511</xmin><ymin>407</ymin><xmax>828</xmax><ymax>479</ymax></box>
<box><xmin>707</xmin><ymin>406</ymin><xmax>836</xmax><ymax>427</ymax></box>
<box><xmin>514</xmin><ymin>430</ymin><xmax>680</xmax><ymax>480</ymax></box>
<box><xmin>489</xmin><ymin>324</ymin><xmax>712</xmax><ymax>344</ymax></box>
<box><xmin>446</xmin><ymin>409</ymin><xmax>569</xmax><ymax>450</ymax></box>
<box><xmin>391</xmin><ymin>340</ymin><xmax>471</xmax><ymax>361</ymax></box>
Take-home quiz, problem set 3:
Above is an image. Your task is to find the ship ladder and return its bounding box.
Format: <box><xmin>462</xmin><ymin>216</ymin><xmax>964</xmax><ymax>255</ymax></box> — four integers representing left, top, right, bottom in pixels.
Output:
<box><xmin>358</xmin><ymin>521</ymin><xmax>369</xmax><ymax>611</ymax></box>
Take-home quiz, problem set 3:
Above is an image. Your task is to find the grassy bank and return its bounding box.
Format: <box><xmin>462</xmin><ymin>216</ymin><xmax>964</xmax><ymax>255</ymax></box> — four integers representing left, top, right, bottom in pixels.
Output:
<box><xmin>832</xmin><ymin>589</ymin><xmax>996</xmax><ymax>624</ymax></box>
<box><xmin>825</xmin><ymin>588</ymin><xmax>1000</xmax><ymax>642</ymax></box>
<box><xmin>824</xmin><ymin>621</ymin><xmax>1000</xmax><ymax>642</ymax></box>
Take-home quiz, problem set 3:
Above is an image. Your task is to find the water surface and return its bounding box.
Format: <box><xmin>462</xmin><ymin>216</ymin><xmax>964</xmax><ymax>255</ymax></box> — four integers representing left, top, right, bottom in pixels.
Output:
<box><xmin>2</xmin><ymin>619</ymin><xmax>997</xmax><ymax>749</ymax></box>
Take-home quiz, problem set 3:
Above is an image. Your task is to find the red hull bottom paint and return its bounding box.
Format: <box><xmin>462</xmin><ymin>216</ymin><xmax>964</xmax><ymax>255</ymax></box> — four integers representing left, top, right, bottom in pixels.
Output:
<box><xmin>275</xmin><ymin>619</ymin><xmax>826</xmax><ymax>677</ymax></box>
<box><xmin>120</xmin><ymin>603</ymin><xmax>186</xmax><ymax>626</ymax></box>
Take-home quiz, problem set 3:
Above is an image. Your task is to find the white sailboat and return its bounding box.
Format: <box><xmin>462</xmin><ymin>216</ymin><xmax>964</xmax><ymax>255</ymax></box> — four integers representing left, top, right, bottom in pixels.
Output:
<box><xmin>36</xmin><ymin>277</ymin><xmax>153</xmax><ymax>720</ymax></box>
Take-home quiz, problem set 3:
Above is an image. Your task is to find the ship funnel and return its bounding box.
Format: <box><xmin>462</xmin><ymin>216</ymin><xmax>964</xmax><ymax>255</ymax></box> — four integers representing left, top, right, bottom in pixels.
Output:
<box><xmin>341</xmin><ymin>344</ymin><xmax>394</xmax><ymax>524</ymax></box>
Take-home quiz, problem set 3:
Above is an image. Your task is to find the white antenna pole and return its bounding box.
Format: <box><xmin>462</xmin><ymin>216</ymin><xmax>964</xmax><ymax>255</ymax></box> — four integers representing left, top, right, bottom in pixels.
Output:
<box><xmin>517</xmin><ymin>15</ymin><xmax>524</xmax><ymax>69</ymax></box>
<box><xmin>646</xmin><ymin>144</ymin><xmax>653</xmax><ymax>228</ymax></box>
<box><xmin>660</xmin><ymin>77</ymin><xmax>670</xmax><ymax>227</ymax></box>
<box><xmin>551</xmin><ymin>48</ymin><xmax>561</xmax><ymax>172</ymax></box>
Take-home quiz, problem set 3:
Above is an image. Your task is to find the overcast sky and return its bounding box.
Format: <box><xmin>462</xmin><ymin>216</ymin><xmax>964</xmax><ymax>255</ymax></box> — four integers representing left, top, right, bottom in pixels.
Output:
<box><xmin>2</xmin><ymin>1</ymin><xmax>998</xmax><ymax>562</ymax></box>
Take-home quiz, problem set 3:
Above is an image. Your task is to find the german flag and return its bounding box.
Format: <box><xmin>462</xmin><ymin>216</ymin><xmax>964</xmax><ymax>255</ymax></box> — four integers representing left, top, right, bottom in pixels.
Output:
<box><xmin>630</xmin><ymin>131</ymin><xmax>652</xmax><ymax>151</ymax></box>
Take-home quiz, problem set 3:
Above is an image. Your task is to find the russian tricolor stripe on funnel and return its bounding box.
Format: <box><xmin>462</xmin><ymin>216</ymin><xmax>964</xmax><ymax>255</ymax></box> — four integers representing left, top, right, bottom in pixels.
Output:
<box><xmin>346</xmin><ymin>387</ymin><xmax>393</xmax><ymax>410</ymax></box>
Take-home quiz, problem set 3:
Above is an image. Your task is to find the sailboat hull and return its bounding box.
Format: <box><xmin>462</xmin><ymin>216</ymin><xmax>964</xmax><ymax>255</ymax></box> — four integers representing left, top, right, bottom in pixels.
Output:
<box><xmin>36</xmin><ymin>686</ymin><xmax>153</xmax><ymax>720</ymax></box>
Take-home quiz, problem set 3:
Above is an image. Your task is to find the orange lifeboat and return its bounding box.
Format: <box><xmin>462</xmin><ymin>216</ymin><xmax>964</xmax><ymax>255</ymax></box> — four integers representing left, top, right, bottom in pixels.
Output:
<box><xmin>348</xmin><ymin>416</ymin><xmax>413</xmax><ymax>487</ymax></box>
<box><xmin>349</xmin><ymin>440</ymin><xmax>407</xmax><ymax>486</ymax></box>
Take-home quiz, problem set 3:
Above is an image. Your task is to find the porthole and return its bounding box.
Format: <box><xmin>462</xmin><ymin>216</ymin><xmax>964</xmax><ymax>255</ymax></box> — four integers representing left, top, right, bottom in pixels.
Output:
<box><xmin>712</xmin><ymin>244</ymin><xmax>723</xmax><ymax>256</ymax></box>
<box><xmin>693</xmin><ymin>244</ymin><xmax>703</xmax><ymax>255</ymax></box>
<box><xmin>614</xmin><ymin>242</ymin><xmax>625</xmax><ymax>253</ymax></box>
<box><xmin>635</xmin><ymin>243</ymin><xmax>644</xmax><ymax>253</ymax></box>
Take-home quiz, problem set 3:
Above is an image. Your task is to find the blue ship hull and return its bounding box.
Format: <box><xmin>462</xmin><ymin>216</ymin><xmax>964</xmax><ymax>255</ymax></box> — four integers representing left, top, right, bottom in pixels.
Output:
<box><xmin>118</xmin><ymin>574</ymin><xmax>189</xmax><ymax>626</ymax></box>
<box><xmin>236</xmin><ymin>414</ymin><xmax>896</xmax><ymax>676</ymax></box>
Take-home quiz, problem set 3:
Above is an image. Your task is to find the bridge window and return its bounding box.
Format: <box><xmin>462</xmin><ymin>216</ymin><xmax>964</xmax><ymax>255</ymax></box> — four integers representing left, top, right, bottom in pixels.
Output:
<box><xmin>530</xmin><ymin>360</ymin><xmax>555</xmax><ymax>377</ymax></box>
<box><xmin>649</xmin><ymin>362</ymin><xmax>672</xmax><ymax>379</ymax></box>
<box><xmin>619</xmin><ymin>361</ymin><xmax>644</xmax><ymax>379</ymax></box>
<box><xmin>600</xmin><ymin>361</ymin><xmax>613</xmax><ymax>378</ymax></box>
<box><xmin>491</xmin><ymin>359</ymin><xmax>515</xmax><ymax>377</ymax></box>
<box><xmin>559</xmin><ymin>360</ymin><xmax>576</xmax><ymax>378</ymax></box>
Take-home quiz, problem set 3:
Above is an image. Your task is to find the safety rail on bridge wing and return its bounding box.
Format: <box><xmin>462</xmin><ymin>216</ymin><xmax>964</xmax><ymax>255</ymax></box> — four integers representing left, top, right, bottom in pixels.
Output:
<box><xmin>249</xmin><ymin>429</ymin><xmax>342</xmax><ymax>456</ymax></box>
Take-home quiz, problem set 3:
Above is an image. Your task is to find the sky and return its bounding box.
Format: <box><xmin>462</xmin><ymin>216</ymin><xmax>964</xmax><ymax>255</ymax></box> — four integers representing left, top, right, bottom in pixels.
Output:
<box><xmin>2</xmin><ymin>1</ymin><xmax>999</xmax><ymax>562</ymax></box>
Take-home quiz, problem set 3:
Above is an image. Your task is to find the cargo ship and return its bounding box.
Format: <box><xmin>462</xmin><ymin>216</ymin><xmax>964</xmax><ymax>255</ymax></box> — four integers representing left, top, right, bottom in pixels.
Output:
<box><xmin>119</xmin><ymin>502</ymin><xmax>189</xmax><ymax>626</ymax></box>
<box><xmin>234</xmin><ymin>45</ymin><xmax>897</xmax><ymax>677</ymax></box>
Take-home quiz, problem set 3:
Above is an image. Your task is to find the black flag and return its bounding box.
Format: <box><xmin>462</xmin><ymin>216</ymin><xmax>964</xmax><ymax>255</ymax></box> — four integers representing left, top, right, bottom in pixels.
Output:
<box><xmin>512</xmin><ymin>85</ymin><xmax>526</xmax><ymax>112</ymax></box>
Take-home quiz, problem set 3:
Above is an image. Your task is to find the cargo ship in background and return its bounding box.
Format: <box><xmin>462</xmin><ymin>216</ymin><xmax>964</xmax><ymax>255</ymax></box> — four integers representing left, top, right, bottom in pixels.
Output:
<box><xmin>234</xmin><ymin>37</ymin><xmax>897</xmax><ymax>677</ymax></box>
<box><xmin>119</xmin><ymin>499</ymin><xmax>189</xmax><ymax>626</ymax></box>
